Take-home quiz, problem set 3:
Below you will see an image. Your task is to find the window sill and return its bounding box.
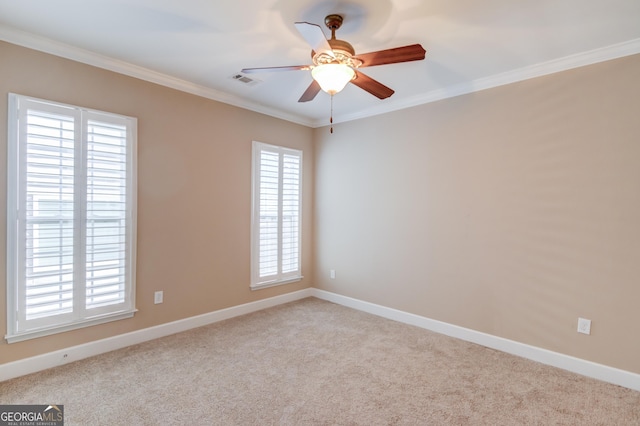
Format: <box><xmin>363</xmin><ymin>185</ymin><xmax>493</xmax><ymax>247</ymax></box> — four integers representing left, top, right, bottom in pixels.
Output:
<box><xmin>5</xmin><ymin>309</ymin><xmax>137</xmax><ymax>344</ymax></box>
<box><xmin>250</xmin><ymin>276</ymin><xmax>303</xmax><ymax>291</ymax></box>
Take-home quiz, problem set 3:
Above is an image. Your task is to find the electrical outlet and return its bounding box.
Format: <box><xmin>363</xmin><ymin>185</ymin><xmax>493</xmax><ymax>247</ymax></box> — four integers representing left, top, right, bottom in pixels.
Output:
<box><xmin>330</xmin><ymin>269</ymin><xmax>336</xmax><ymax>279</ymax></box>
<box><xmin>154</xmin><ymin>291</ymin><xmax>163</xmax><ymax>304</ymax></box>
<box><xmin>577</xmin><ymin>317</ymin><xmax>591</xmax><ymax>335</ymax></box>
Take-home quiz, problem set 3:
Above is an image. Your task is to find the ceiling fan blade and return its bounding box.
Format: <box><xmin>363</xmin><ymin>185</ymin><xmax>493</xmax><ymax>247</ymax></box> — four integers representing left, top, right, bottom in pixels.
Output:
<box><xmin>351</xmin><ymin>70</ymin><xmax>395</xmax><ymax>99</ymax></box>
<box><xmin>241</xmin><ymin>65</ymin><xmax>311</xmax><ymax>74</ymax></box>
<box><xmin>298</xmin><ymin>80</ymin><xmax>322</xmax><ymax>102</ymax></box>
<box><xmin>354</xmin><ymin>44</ymin><xmax>426</xmax><ymax>67</ymax></box>
<box><xmin>294</xmin><ymin>22</ymin><xmax>334</xmax><ymax>58</ymax></box>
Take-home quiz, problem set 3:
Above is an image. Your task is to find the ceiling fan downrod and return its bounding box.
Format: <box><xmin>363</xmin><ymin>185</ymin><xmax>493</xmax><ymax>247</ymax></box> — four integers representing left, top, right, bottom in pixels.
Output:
<box><xmin>324</xmin><ymin>14</ymin><xmax>343</xmax><ymax>39</ymax></box>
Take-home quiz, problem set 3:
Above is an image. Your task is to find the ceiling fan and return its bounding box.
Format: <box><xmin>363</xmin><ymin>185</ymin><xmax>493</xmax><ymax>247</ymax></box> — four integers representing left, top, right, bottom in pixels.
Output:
<box><xmin>241</xmin><ymin>14</ymin><xmax>426</xmax><ymax>103</ymax></box>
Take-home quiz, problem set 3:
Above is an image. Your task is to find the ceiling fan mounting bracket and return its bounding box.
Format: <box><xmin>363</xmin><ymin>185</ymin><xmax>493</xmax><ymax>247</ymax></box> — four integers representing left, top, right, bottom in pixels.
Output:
<box><xmin>324</xmin><ymin>14</ymin><xmax>344</xmax><ymax>31</ymax></box>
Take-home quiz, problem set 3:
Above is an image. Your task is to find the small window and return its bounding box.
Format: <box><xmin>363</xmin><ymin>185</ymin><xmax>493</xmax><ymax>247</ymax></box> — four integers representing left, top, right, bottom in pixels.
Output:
<box><xmin>6</xmin><ymin>94</ymin><xmax>137</xmax><ymax>343</ymax></box>
<box><xmin>251</xmin><ymin>141</ymin><xmax>303</xmax><ymax>289</ymax></box>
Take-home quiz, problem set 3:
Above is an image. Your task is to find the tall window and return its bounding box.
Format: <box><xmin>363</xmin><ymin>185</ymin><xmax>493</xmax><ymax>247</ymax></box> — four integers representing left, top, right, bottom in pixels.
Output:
<box><xmin>251</xmin><ymin>141</ymin><xmax>302</xmax><ymax>289</ymax></box>
<box><xmin>6</xmin><ymin>94</ymin><xmax>137</xmax><ymax>343</ymax></box>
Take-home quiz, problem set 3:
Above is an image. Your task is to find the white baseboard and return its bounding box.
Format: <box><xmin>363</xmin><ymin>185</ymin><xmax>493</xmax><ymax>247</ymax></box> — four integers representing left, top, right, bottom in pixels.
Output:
<box><xmin>311</xmin><ymin>289</ymin><xmax>640</xmax><ymax>392</ymax></box>
<box><xmin>0</xmin><ymin>288</ymin><xmax>313</xmax><ymax>382</ymax></box>
<box><xmin>4</xmin><ymin>287</ymin><xmax>639</xmax><ymax>392</ymax></box>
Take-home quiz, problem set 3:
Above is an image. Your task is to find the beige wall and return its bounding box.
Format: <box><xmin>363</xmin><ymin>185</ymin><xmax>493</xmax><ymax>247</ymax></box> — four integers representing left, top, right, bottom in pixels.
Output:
<box><xmin>2</xmin><ymin>37</ymin><xmax>640</xmax><ymax>377</ymax></box>
<box><xmin>314</xmin><ymin>54</ymin><xmax>640</xmax><ymax>374</ymax></box>
<box><xmin>0</xmin><ymin>41</ymin><xmax>314</xmax><ymax>364</ymax></box>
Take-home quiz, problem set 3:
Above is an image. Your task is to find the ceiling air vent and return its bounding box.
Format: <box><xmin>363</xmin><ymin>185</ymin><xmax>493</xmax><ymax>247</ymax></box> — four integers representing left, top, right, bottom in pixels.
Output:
<box><xmin>230</xmin><ymin>73</ymin><xmax>261</xmax><ymax>87</ymax></box>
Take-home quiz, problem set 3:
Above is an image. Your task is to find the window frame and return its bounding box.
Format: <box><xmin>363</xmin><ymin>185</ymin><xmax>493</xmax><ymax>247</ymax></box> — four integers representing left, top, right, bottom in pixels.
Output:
<box><xmin>5</xmin><ymin>93</ymin><xmax>137</xmax><ymax>343</ymax></box>
<box><xmin>250</xmin><ymin>141</ymin><xmax>303</xmax><ymax>290</ymax></box>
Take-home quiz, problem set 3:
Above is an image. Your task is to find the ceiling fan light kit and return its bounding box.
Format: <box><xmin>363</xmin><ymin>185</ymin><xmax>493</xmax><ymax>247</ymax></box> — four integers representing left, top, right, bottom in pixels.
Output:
<box><xmin>241</xmin><ymin>13</ymin><xmax>426</xmax><ymax>130</ymax></box>
<box><xmin>311</xmin><ymin>63</ymin><xmax>355</xmax><ymax>95</ymax></box>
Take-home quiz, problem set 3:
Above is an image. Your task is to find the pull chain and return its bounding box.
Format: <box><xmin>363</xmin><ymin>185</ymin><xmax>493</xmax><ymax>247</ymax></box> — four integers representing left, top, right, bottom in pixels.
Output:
<box><xmin>330</xmin><ymin>94</ymin><xmax>334</xmax><ymax>134</ymax></box>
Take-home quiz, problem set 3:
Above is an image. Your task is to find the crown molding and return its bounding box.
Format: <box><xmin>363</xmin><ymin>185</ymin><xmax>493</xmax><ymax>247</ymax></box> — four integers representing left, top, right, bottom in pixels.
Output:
<box><xmin>327</xmin><ymin>37</ymin><xmax>640</xmax><ymax>127</ymax></box>
<box><xmin>0</xmin><ymin>24</ymin><xmax>316</xmax><ymax>128</ymax></box>
<box><xmin>2</xmin><ymin>24</ymin><xmax>638</xmax><ymax>129</ymax></box>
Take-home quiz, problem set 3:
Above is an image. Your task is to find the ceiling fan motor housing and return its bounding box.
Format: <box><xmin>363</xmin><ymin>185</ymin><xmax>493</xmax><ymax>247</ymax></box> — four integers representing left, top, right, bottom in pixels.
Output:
<box><xmin>311</xmin><ymin>15</ymin><xmax>361</xmax><ymax>68</ymax></box>
<box><xmin>328</xmin><ymin>38</ymin><xmax>355</xmax><ymax>56</ymax></box>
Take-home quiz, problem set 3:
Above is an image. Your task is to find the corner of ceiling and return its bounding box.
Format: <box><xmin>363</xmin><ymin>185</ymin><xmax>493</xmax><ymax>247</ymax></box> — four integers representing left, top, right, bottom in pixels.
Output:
<box><xmin>323</xmin><ymin>37</ymin><xmax>640</xmax><ymax>128</ymax></box>
<box><xmin>2</xmin><ymin>24</ymin><xmax>639</xmax><ymax>130</ymax></box>
<box><xmin>0</xmin><ymin>24</ymin><xmax>317</xmax><ymax>128</ymax></box>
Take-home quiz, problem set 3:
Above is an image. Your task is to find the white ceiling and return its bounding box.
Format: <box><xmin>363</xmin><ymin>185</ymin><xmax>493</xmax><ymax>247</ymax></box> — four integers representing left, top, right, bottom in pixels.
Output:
<box><xmin>1</xmin><ymin>0</ymin><xmax>639</xmax><ymax>127</ymax></box>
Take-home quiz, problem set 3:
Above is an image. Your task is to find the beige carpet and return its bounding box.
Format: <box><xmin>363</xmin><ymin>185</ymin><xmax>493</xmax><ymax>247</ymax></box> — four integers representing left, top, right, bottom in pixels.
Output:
<box><xmin>2</xmin><ymin>298</ymin><xmax>639</xmax><ymax>425</ymax></box>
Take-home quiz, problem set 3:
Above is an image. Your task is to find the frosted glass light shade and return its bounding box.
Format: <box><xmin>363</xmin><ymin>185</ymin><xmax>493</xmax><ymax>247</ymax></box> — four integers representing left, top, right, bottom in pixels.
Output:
<box><xmin>311</xmin><ymin>64</ymin><xmax>355</xmax><ymax>95</ymax></box>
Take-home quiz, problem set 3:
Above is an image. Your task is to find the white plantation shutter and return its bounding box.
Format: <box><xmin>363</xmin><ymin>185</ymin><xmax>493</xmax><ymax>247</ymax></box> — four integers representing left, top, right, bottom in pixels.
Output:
<box><xmin>6</xmin><ymin>94</ymin><xmax>137</xmax><ymax>342</ymax></box>
<box><xmin>85</xmin><ymin>118</ymin><xmax>129</xmax><ymax>311</ymax></box>
<box><xmin>281</xmin><ymin>153</ymin><xmax>301</xmax><ymax>273</ymax></box>
<box><xmin>22</xmin><ymin>107</ymin><xmax>77</xmax><ymax>325</ymax></box>
<box><xmin>251</xmin><ymin>142</ymin><xmax>302</xmax><ymax>289</ymax></box>
<box><xmin>258</xmin><ymin>150</ymin><xmax>279</xmax><ymax>277</ymax></box>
